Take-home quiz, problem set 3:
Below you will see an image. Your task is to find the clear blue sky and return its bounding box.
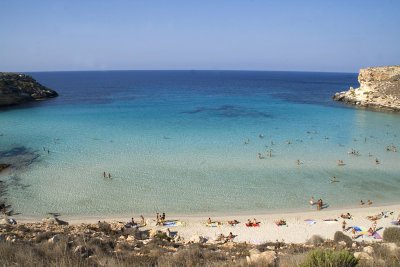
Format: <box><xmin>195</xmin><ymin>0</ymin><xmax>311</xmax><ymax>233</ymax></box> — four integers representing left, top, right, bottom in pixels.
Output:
<box><xmin>1</xmin><ymin>0</ymin><xmax>399</xmax><ymax>72</ymax></box>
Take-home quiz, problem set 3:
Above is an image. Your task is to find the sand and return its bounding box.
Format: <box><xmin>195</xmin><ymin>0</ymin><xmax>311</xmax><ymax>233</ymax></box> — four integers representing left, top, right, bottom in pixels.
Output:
<box><xmin>10</xmin><ymin>203</ymin><xmax>400</xmax><ymax>244</ymax></box>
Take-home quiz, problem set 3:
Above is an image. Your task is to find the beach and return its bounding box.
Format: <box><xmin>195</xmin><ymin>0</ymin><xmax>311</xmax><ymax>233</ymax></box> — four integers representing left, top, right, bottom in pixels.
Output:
<box><xmin>9</xmin><ymin>203</ymin><xmax>399</xmax><ymax>244</ymax></box>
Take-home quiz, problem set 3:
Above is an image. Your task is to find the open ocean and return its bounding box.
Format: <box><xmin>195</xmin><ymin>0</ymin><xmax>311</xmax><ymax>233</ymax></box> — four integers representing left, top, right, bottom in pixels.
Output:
<box><xmin>1</xmin><ymin>70</ymin><xmax>400</xmax><ymax>216</ymax></box>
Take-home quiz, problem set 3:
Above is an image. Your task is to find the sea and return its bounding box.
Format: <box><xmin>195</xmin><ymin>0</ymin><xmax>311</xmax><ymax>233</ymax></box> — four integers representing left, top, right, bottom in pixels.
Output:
<box><xmin>1</xmin><ymin>70</ymin><xmax>400</xmax><ymax>217</ymax></box>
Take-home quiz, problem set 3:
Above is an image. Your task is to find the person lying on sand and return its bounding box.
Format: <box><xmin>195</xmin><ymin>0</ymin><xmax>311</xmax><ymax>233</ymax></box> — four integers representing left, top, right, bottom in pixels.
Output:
<box><xmin>341</xmin><ymin>213</ymin><xmax>352</xmax><ymax>219</ymax></box>
<box><xmin>228</xmin><ymin>220</ymin><xmax>239</xmax><ymax>226</ymax></box>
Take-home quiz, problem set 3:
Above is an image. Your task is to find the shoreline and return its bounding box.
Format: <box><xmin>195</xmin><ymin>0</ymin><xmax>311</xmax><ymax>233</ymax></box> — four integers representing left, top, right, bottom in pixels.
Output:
<box><xmin>7</xmin><ymin>202</ymin><xmax>400</xmax><ymax>244</ymax></box>
<box><xmin>11</xmin><ymin>200</ymin><xmax>400</xmax><ymax>223</ymax></box>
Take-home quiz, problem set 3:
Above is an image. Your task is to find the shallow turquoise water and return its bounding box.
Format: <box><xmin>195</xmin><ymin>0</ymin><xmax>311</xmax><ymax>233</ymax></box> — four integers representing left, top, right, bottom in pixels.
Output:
<box><xmin>1</xmin><ymin>71</ymin><xmax>400</xmax><ymax>216</ymax></box>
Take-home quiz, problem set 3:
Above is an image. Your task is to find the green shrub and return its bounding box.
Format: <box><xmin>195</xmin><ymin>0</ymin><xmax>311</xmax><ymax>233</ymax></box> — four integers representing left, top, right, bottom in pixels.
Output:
<box><xmin>299</xmin><ymin>249</ymin><xmax>358</xmax><ymax>267</ymax></box>
<box><xmin>383</xmin><ymin>227</ymin><xmax>400</xmax><ymax>243</ymax></box>
<box><xmin>334</xmin><ymin>231</ymin><xmax>352</xmax><ymax>248</ymax></box>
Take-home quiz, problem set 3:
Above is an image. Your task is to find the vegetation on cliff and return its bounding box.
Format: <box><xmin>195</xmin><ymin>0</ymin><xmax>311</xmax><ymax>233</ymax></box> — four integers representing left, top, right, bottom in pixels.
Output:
<box><xmin>0</xmin><ymin>72</ymin><xmax>58</xmax><ymax>107</ymax></box>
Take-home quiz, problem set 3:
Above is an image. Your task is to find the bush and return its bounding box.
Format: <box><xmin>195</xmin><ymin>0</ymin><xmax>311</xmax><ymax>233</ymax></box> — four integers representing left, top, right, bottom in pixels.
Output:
<box><xmin>334</xmin><ymin>231</ymin><xmax>352</xmax><ymax>248</ymax></box>
<box><xmin>383</xmin><ymin>227</ymin><xmax>400</xmax><ymax>243</ymax></box>
<box><xmin>299</xmin><ymin>249</ymin><xmax>358</xmax><ymax>267</ymax></box>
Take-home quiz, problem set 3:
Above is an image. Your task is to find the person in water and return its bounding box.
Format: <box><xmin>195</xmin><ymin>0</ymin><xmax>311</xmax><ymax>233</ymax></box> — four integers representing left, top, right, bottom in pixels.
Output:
<box><xmin>330</xmin><ymin>176</ymin><xmax>337</xmax><ymax>183</ymax></box>
<box><xmin>360</xmin><ymin>200</ymin><xmax>364</xmax><ymax>206</ymax></box>
<box><xmin>367</xmin><ymin>200</ymin><xmax>371</xmax><ymax>206</ymax></box>
<box><xmin>310</xmin><ymin>197</ymin><xmax>314</xmax><ymax>206</ymax></box>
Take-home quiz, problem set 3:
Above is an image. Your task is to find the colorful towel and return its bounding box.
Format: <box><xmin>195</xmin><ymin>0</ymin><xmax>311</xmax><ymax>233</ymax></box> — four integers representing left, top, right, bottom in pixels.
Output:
<box><xmin>373</xmin><ymin>232</ymin><xmax>382</xmax><ymax>239</ymax></box>
<box><xmin>304</xmin><ymin>219</ymin><xmax>316</xmax><ymax>224</ymax></box>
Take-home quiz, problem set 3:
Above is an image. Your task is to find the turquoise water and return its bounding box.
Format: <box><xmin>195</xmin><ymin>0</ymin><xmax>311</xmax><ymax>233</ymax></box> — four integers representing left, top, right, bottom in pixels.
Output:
<box><xmin>1</xmin><ymin>71</ymin><xmax>400</xmax><ymax>216</ymax></box>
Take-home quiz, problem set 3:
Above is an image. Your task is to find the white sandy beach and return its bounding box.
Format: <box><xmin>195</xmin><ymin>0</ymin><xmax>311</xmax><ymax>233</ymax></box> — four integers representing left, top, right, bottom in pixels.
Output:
<box><xmin>11</xmin><ymin>203</ymin><xmax>400</xmax><ymax>244</ymax></box>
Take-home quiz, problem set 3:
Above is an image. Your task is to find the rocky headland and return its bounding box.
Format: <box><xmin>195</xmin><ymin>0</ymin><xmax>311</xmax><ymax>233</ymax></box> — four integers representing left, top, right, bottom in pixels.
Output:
<box><xmin>0</xmin><ymin>72</ymin><xmax>58</xmax><ymax>107</ymax></box>
<box><xmin>333</xmin><ymin>65</ymin><xmax>400</xmax><ymax>112</ymax></box>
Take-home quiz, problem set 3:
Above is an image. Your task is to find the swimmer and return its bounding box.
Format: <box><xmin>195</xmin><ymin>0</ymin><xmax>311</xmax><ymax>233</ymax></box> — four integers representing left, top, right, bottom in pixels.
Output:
<box><xmin>103</xmin><ymin>171</ymin><xmax>106</xmax><ymax>178</ymax></box>
<box><xmin>330</xmin><ymin>176</ymin><xmax>337</xmax><ymax>183</ymax></box>
<box><xmin>310</xmin><ymin>197</ymin><xmax>314</xmax><ymax>206</ymax></box>
<box><xmin>297</xmin><ymin>160</ymin><xmax>300</xmax><ymax>165</ymax></box>
<box><xmin>108</xmin><ymin>173</ymin><xmax>111</xmax><ymax>179</ymax></box>
<box><xmin>367</xmin><ymin>200</ymin><xmax>371</xmax><ymax>206</ymax></box>
<box><xmin>360</xmin><ymin>200</ymin><xmax>364</xmax><ymax>206</ymax></box>
<box><xmin>375</xmin><ymin>158</ymin><xmax>379</xmax><ymax>164</ymax></box>
<box><xmin>387</xmin><ymin>146</ymin><xmax>390</xmax><ymax>151</ymax></box>
<box><xmin>258</xmin><ymin>153</ymin><xmax>262</xmax><ymax>159</ymax></box>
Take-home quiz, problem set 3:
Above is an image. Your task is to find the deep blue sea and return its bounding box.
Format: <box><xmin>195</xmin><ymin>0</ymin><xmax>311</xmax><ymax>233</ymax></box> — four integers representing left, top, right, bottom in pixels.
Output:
<box><xmin>1</xmin><ymin>70</ymin><xmax>400</xmax><ymax>216</ymax></box>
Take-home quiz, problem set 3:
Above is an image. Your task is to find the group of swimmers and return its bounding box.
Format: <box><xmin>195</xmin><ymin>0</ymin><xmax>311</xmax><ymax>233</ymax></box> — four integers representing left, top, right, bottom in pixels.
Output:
<box><xmin>386</xmin><ymin>144</ymin><xmax>397</xmax><ymax>152</ymax></box>
<box><xmin>42</xmin><ymin>147</ymin><xmax>50</xmax><ymax>154</ymax></box>
<box><xmin>360</xmin><ymin>200</ymin><xmax>372</xmax><ymax>206</ymax></box>
<box><xmin>309</xmin><ymin>197</ymin><xmax>324</xmax><ymax>210</ymax></box>
<box><xmin>103</xmin><ymin>172</ymin><xmax>111</xmax><ymax>179</ymax></box>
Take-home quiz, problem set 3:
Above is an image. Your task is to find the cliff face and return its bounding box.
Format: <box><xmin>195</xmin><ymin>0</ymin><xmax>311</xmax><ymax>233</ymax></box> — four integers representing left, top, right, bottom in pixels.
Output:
<box><xmin>0</xmin><ymin>72</ymin><xmax>58</xmax><ymax>107</ymax></box>
<box><xmin>333</xmin><ymin>65</ymin><xmax>400</xmax><ymax>112</ymax></box>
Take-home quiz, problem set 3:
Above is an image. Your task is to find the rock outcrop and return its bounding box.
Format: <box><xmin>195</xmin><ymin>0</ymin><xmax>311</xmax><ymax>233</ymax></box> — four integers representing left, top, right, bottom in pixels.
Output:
<box><xmin>0</xmin><ymin>72</ymin><xmax>58</xmax><ymax>107</ymax></box>
<box><xmin>333</xmin><ymin>65</ymin><xmax>400</xmax><ymax>112</ymax></box>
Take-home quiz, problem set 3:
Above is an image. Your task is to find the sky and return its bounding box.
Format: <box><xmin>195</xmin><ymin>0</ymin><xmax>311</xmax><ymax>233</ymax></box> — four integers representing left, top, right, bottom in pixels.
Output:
<box><xmin>1</xmin><ymin>0</ymin><xmax>399</xmax><ymax>73</ymax></box>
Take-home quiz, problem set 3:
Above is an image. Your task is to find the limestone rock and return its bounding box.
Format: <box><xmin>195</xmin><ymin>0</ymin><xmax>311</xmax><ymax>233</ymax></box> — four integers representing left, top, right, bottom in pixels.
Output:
<box><xmin>0</xmin><ymin>218</ymin><xmax>10</xmax><ymax>225</ymax></box>
<box><xmin>126</xmin><ymin>235</ymin><xmax>135</xmax><ymax>242</ymax></box>
<box><xmin>354</xmin><ymin>252</ymin><xmax>373</xmax><ymax>261</ymax></box>
<box><xmin>189</xmin><ymin>234</ymin><xmax>206</xmax><ymax>243</ymax></box>
<box><xmin>247</xmin><ymin>249</ymin><xmax>276</xmax><ymax>265</ymax></box>
<box><xmin>363</xmin><ymin>246</ymin><xmax>374</xmax><ymax>254</ymax></box>
<box><xmin>382</xmin><ymin>242</ymin><xmax>398</xmax><ymax>252</ymax></box>
<box><xmin>0</xmin><ymin>72</ymin><xmax>58</xmax><ymax>107</ymax></box>
<box><xmin>48</xmin><ymin>235</ymin><xmax>59</xmax><ymax>244</ymax></box>
<box><xmin>333</xmin><ymin>65</ymin><xmax>400</xmax><ymax>112</ymax></box>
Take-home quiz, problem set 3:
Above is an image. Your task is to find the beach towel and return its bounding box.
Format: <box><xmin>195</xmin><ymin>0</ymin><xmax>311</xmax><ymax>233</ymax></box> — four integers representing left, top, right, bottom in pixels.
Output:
<box><xmin>206</xmin><ymin>222</ymin><xmax>221</xmax><ymax>227</ymax></box>
<box><xmin>373</xmin><ymin>232</ymin><xmax>382</xmax><ymax>239</ymax></box>
<box><xmin>246</xmin><ymin>223</ymin><xmax>260</xmax><ymax>227</ymax></box>
<box><xmin>359</xmin><ymin>232</ymin><xmax>372</xmax><ymax>236</ymax></box>
<box><xmin>352</xmin><ymin>226</ymin><xmax>362</xmax><ymax>232</ymax></box>
<box><xmin>304</xmin><ymin>219</ymin><xmax>316</xmax><ymax>224</ymax></box>
<box><xmin>323</xmin><ymin>219</ymin><xmax>338</xmax><ymax>224</ymax></box>
<box><xmin>164</xmin><ymin>222</ymin><xmax>177</xmax><ymax>226</ymax></box>
<box><xmin>391</xmin><ymin>221</ymin><xmax>400</xmax><ymax>225</ymax></box>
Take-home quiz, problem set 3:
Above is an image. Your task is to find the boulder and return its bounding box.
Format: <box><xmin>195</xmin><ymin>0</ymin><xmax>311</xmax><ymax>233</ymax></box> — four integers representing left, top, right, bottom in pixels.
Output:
<box><xmin>0</xmin><ymin>218</ymin><xmax>10</xmax><ymax>225</ymax></box>
<box><xmin>126</xmin><ymin>235</ymin><xmax>135</xmax><ymax>242</ymax></box>
<box><xmin>354</xmin><ymin>252</ymin><xmax>373</xmax><ymax>261</ymax></box>
<box><xmin>189</xmin><ymin>234</ymin><xmax>206</xmax><ymax>243</ymax></box>
<box><xmin>382</xmin><ymin>242</ymin><xmax>398</xmax><ymax>252</ymax></box>
<box><xmin>363</xmin><ymin>246</ymin><xmax>374</xmax><ymax>254</ymax></box>
<box><xmin>48</xmin><ymin>235</ymin><xmax>59</xmax><ymax>244</ymax></box>
<box><xmin>247</xmin><ymin>249</ymin><xmax>276</xmax><ymax>265</ymax></box>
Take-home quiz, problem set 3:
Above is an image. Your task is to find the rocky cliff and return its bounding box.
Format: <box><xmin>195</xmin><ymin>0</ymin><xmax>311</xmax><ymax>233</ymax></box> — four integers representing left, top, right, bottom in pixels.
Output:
<box><xmin>333</xmin><ymin>65</ymin><xmax>400</xmax><ymax>112</ymax></box>
<box><xmin>0</xmin><ymin>72</ymin><xmax>58</xmax><ymax>107</ymax></box>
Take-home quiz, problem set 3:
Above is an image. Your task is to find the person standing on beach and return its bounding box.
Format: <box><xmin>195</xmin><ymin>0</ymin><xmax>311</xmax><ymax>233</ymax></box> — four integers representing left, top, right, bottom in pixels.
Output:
<box><xmin>103</xmin><ymin>171</ymin><xmax>106</xmax><ymax>178</ymax></box>
<box><xmin>310</xmin><ymin>197</ymin><xmax>314</xmax><ymax>206</ymax></box>
<box><xmin>108</xmin><ymin>173</ymin><xmax>111</xmax><ymax>179</ymax></box>
<box><xmin>342</xmin><ymin>220</ymin><xmax>346</xmax><ymax>231</ymax></box>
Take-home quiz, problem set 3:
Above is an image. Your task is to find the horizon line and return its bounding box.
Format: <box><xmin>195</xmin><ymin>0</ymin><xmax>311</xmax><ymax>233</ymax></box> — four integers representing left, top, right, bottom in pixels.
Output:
<box><xmin>12</xmin><ymin>68</ymin><xmax>358</xmax><ymax>74</ymax></box>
